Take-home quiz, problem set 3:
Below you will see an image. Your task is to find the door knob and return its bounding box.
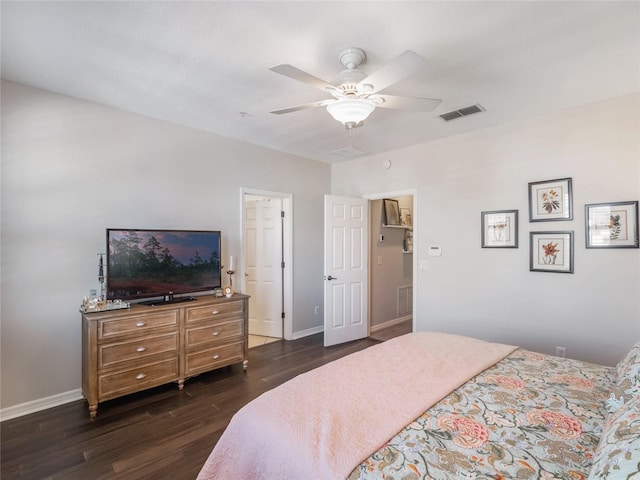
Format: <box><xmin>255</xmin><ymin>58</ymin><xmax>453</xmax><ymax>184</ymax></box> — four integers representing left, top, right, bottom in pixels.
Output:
<box><xmin>326</xmin><ymin>275</ymin><xmax>338</xmax><ymax>281</ymax></box>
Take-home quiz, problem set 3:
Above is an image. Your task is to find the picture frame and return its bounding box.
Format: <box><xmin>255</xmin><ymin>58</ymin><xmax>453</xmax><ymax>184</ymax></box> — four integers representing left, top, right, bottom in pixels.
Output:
<box><xmin>383</xmin><ymin>198</ymin><xmax>401</xmax><ymax>226</ymax></box>
<box><xmin>403</xmin><ymin>229</ymin><xmax>413</xmax><ymax>253</ymax></box>
<box><xmin>585</xmin><ymin>201</ymin><xmax>639</xmax><ymax>248</ymax></box>
<box><xmin>528</xmin><ymin>177</ymin><xmax>573</xmax><ymax>222</ymax></box>
<box><xmin>481</xmin><ymin>209</ymin><xmax>518</xmax><ymax>248</ymax></box>
<box><xmin>529</xmin><ymin>231</ymin><xmax>574</xmax><ymax>273</ymax></box>
<box><xmin>400</xmin><ymin>208</ymin><xmax>413</xmax><ymax>227</ymax></box>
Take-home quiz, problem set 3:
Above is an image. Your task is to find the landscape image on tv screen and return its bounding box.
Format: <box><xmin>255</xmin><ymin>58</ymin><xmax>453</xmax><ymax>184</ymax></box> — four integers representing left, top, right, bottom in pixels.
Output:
<box><xmin>107</xmin><ymin>229</ymin><xmax>221</xmax><ymax>300</ymax></box>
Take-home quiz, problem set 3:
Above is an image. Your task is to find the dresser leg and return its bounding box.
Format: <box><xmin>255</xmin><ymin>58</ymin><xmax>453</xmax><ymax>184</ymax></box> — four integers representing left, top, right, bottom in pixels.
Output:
<box><xmin>243</xmin><ymin>360</ymin><xmax>248</xmax><ymax>371</ymax></box>
<box><xmin>178</xmin><ymin>379</ymin><xmax>184</xmax><ymax>391</ymax></box>
<box><xmin>88</xmin><ymin>404</ymin><xmax>98</xmax><ymax>419</ymax></box>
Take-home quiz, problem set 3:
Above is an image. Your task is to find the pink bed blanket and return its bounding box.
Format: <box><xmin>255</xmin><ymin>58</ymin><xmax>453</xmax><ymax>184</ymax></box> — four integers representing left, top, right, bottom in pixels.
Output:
<box><xmin>197</xmin><ymin>332</ymin><xmax>516</xmax><ymax>480</ymax></box>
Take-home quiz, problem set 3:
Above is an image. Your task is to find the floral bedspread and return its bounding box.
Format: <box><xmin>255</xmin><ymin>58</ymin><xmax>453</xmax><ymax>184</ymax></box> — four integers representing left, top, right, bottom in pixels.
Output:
<box><xmin>348</xmin><ymin>349</ymin><xmax>616</xmax><ymax>480</ymax></box>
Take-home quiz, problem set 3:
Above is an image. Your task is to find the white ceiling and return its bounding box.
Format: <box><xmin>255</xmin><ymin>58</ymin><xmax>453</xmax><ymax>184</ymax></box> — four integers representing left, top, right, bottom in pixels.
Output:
<box><xmin>2</xmin><ymin>1</ymin><xmax>639</xmax><ymax>164</ymax></box>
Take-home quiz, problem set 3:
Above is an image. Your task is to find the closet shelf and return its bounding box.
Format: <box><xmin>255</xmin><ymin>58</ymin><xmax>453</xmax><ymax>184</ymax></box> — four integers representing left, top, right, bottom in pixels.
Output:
<box><xmin>382</xmin><ymin>224</ymin><xmax>412</xmax><ymax>230</ymax></box>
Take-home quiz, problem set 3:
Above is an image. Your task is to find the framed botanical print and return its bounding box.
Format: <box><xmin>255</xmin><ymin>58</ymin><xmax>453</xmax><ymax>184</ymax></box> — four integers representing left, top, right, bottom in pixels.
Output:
<box><xmin>528</xmin><ymin>178</ymin><xmax>573</xmax><ymax>222</ymax></box>
<box><xmin>481</xmin><ymin>210</ymin><xmax>518</xmax><ymax>248</ymax></box>
<box><xmin>530</xmin><ymin>231</ymin><xmax>574</xmax><ymax>273</ymax></box>
<box><xmin>585</xmin><ymin>201</ymin><xmax>639</xmax><ymax>248</ymax></box>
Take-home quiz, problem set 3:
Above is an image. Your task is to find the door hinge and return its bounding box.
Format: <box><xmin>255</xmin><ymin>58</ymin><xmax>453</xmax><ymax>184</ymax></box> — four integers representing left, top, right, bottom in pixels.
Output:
<box><xmin>281</xmin><ymin>312</ymin><xmax>285</xmax><ymax>319</ymax></box>
<box><xmin>281</xmin><ymin>210</ymin><xmax>285</xmax><ymax>218</ymax></box>
<box><xmin>281</xmin><ymin>261</ymin><xmax>285</xmax><ymax>269</ymax></box>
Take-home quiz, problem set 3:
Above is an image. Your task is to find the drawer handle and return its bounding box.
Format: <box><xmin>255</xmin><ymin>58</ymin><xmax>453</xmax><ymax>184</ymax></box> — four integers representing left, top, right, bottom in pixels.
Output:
<box><xmin>212</xmin><ymin>354</ymin><xmax>220</xmax><ymax>360</ymax></box>
<box><xmin>135</xmin><ymin>321</ymin><xmax>146</xmax><ymax>327</ymax></box>
<box><xmin>211</xmin><ymin>310</ymin><xmax>220</xmax><ymax>315</ymax></box>
<box><xmin>136</xmin><ymin>346</ymin><xmax>147</xmax><ymax>352</ymax></box>
<box><xmin>212</xmin><ymin>331</ymin><xmax>220</xmax><ymax>336</ymax></box>
<box><xmin>135</xmin><ymin>373</ymin><xmax>147</xmax><ymax>380</ymax></box>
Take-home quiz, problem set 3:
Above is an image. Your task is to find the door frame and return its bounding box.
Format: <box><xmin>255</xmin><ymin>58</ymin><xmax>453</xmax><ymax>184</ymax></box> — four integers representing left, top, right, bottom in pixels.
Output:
<box><xmin>362</xmin><ymin>189</ymin><xmax>417</xmax><ymax>333</ymax></box>
<box><xmin>241</xmin><ymin>188</ymin><xmax>293</xmax><ymax>340</ymax></box>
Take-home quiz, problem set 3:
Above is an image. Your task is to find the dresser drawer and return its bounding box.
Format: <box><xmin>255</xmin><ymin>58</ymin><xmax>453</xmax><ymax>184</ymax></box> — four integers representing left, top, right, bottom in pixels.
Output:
<box><xmin>186</xmin><ymin>319</ymin><xmax>243</xmax><ymax>348</ymax></box>
<box><xmin>186</xmin><ymin>300</ymin><xmax>244</xmax><ymax>324</ymax></box>
<box><xmin>185</xmin><ymin>342</ymin><xmax>243</xmax><ymax>375</ymax></box>
<box><xmin>98</xmin><ymin>311</ymin><xmax>178</xmax><ymax>340</ymax></box>
<box><xmin>98</xmin><ymin>358</ymin><xmax>179</xmax><ymax>400</ymax></box>
<box><xmin>98</xmin><ymin>332</ymin><xmax>178</xmax><ymax>368</ymax></box>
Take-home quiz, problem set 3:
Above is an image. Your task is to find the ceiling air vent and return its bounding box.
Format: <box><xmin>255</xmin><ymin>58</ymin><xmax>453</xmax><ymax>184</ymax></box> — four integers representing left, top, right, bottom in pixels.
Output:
<box><xmin>332</xmin><ymin>145</ymin><xmax>368</xmax><ymax>159</ymax></box>
<box><xmin>439</xmin><ymin>104</ymin><xmax>485</xmax><ymax>122</ymax></box>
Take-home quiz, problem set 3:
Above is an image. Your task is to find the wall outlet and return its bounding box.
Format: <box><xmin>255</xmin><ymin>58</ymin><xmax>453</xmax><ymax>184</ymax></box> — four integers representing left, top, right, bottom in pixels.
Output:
<box><xmin>314</xmin><ymin>306</ymin><xmax>320</xmax><ymax>315</ymax></box>
<box><xmin>555</xmin><ymin>346</ymin><xmax>567</xmax><ymax>358</ymax></box>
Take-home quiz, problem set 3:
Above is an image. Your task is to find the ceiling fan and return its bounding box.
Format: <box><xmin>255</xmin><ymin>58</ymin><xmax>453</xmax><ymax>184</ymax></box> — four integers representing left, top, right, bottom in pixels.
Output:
<box><xmin>269</xmin><ymin>47</ymin><xmax>441</xmax><ymax>129</ymax></box>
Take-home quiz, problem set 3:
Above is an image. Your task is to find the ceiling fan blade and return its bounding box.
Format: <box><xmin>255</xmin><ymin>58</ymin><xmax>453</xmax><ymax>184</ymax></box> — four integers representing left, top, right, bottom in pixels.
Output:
<box><xmin>376</xmin><ymin>94</ymin><xmax>442</xmax><ymax>112</ymax></box>
<box><xmin>270</xmin><ymin>98</ymin><xmax>334</xmax><ymax>115</ymax></box>
<box><xmin>358</xmin><ymin>50</ymin><xmax>428</xmax><ymax>94</ymax></box>
<box><xmin>269</xmin><ymin>64</ymin><xmax>335</xmax><ymax>91</ymax></box>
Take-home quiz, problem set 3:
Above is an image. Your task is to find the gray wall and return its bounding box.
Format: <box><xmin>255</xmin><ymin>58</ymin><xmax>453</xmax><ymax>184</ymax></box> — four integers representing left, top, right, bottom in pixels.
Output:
<box><xmin>333</xmin><ymin>93</ymin><xmax>640</xmax><ymax>366</ymax></box>
<box><xmin>2</xmin><ymin>80</ymin><xmax>638</xmax><ymax>411</ymax></box>
<box><xmin>1</xmin><ymin>81</ymin><xmax>329</xmax><ymax>409</ymax></box>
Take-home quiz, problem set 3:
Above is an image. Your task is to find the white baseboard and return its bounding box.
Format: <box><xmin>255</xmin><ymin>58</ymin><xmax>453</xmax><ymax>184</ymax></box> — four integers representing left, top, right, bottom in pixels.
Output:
<box><xmin>291</xmin><ymin>317</ymin><xmax>412</xmax><ymax>340</ymax></box>
<box><xmin>0</xmin><ymin>389</ymin><xmax>83</xmax><ymax>422</ymax></box>
<box><xmin>291</xmin><ymin>324</ymin><xmax>324</xmax><ymax>340</ymax></box>
<box><xmin>370</xmin><ymin>315</ymin><xmax>412</xmax><ymax>333</ymax></box>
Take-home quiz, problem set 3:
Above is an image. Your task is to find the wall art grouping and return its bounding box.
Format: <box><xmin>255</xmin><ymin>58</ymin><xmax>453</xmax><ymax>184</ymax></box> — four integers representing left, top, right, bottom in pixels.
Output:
<box><xmin>481</xmin><ymin>177</ymin><xmax>638</xmax><ymax>273</ymax></box>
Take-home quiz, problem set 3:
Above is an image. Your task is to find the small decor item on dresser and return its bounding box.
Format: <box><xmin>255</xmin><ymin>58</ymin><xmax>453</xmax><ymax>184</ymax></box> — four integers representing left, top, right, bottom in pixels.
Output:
<box><xmin>223</xmin><ymin>286</ymin><xmax>234</xmax><ymax>298</ymax></box>
<box><xmin>585</xmin><ymin>200</ymin><xmax>639</xmax><ymax>248</ymax></box>
<box><xmin>528</xmin><ymin>177</ymin><xmax>573</xmax><ymax>222</ymax></box>
<box><xmin>80</xmin><ymin>293</ymin><xmax>130</xmax><ymax>313</ymax></box>
<box><xmin>81</xmin><ymin>289</ymin><xmax>101</xmax><ymax>312</ymax></box>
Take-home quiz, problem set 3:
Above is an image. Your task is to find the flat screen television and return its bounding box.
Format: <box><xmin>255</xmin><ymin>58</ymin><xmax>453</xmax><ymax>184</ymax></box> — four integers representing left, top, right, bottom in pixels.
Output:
<box><xmin>106</xmin><ymin>228</ymin><xmax>222</xmax><ymax>304</ymax></box>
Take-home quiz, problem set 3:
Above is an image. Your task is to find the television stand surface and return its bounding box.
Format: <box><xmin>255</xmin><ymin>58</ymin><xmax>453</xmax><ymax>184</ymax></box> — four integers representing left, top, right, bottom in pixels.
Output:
<box><xmin>138</xmin><ymin>296</ymin><xmax>196</xmax><ymax>306</ymax></box>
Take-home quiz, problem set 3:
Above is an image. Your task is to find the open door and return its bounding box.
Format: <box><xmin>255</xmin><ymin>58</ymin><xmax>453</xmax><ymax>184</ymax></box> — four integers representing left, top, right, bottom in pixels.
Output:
<box><xmin>324</xmin><ymin>194</ymin><xmax>368</xmax><ymax>347</ymax></box>
<box><xmin>244</xmin><ymin>195</ymin><xmax>284</xmax><ymax>338</ymax></box>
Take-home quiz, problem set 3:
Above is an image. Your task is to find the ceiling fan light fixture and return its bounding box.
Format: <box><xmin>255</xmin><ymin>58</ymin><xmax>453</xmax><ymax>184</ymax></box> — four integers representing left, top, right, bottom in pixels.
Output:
<box><xmin>326</xmin><ymin>98</ymin><xmax>376</xmax><ymax>126</ymax></box>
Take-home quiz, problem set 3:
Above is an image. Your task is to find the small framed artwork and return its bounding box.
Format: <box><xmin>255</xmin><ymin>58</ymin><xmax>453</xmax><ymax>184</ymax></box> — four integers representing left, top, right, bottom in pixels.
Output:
<box><xmin>528</xmin><ymin>177</ymin><xmax>573</xmax><ymax>222</ymax></box>
<box><xmin>400</xmin><ymin>208</ymin><xmax>413</xmax><ymax>227</ymax></box>
<box><xmin>585</xmin><ymin>201</ymin><xmax>639</xmax><ymax>248</ymax></box>
<box><xmin>481</xmin><ymin>210</ymin><xmax>518</xmax><ymax>248</ymax></box>
<box><xmin>383</xmin><ymin>198</ymin><xmax>401</xmax><ymax>226</ymax></box>
<box><xmin>530</xmin><ymin>231</ymin><xmax>574</xmax><ymax>273</ymax></box>
<box><xmin>403</xmin><ymin>229</ymin><xmax>413</xmax><ymax>253</ymax></box>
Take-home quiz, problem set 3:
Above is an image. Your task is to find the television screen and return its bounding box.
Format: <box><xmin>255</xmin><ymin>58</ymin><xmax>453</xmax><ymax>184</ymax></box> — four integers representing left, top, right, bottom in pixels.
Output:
<box><xmin>106</xmin><ymin>229</ymin><xmax>222</xmax><ymax>302</ymax></box>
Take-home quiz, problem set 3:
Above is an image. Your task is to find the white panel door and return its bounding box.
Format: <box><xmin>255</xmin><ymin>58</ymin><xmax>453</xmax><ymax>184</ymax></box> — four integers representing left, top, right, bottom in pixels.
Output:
<box><xmin>245</xmin><ymin>197</ymin><xmax>283</xmax><ymax>337</ymax></box>
<box><xmin>324</xmin><ymin>195</ymin><xmax>368</xmax><ymax>347</ymax></box>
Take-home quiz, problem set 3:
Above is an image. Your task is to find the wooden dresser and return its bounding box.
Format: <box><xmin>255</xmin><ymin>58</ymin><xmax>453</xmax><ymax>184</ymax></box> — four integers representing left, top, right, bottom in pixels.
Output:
<box><xmin>81</xmin><ymin>293</ymin><xmax>248</xmax><ymax>418</ymax></box>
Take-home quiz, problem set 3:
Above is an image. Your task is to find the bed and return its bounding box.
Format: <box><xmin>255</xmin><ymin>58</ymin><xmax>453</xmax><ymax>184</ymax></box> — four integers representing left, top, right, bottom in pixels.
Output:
<box><xmin>197</xmin><ymin>332</ymin><xmax>640</xmax><ymax>480</ymax></box>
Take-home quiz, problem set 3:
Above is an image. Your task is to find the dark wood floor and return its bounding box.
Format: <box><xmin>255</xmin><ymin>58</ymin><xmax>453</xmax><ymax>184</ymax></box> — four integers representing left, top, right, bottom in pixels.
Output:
<box><xmin>1</xmin><ymin>333</ymin><xmax>381</xmax><ymax>480</ymax></box>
